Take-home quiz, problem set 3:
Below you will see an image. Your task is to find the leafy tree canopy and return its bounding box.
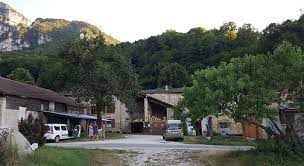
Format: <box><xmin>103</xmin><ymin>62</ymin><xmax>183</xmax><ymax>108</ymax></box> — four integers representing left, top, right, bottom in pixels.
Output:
<box><xmin>182</xmin><ymin>42</ymin><xmax>304</xmax><ymax>150</ymax></box>
<box><xmin>158</xmin><ymin>63</ymin><xmax>191</xmax><ymax>88</ymax></box>
<box><xmin>59</xmin><ymin>36</ymin><xmax>139</xmax><ymax>122</ymax></box>
<box><xmin>7</xmin><ymin>67</ymin><xmax>35</xmax><ymax>85</ymax></box>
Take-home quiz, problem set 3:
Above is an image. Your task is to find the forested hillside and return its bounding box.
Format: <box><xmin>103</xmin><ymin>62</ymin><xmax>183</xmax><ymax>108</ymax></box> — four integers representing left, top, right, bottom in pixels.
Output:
<box><xmin>1</xmin><ymin>12</ymin><xmax>304</xmax><ymax>91</ymax></box>
<box><xmin>116</xmin><ymin>14</ymin><xmax>304</xmax><ymax>89</ymax></box>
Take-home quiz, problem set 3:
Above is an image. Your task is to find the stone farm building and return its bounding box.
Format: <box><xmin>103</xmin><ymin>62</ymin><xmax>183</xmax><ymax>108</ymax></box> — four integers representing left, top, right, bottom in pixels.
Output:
<box><xmin>88</xmin><ymin>88</ymin><xmax>181</xmax><ymax>134</ymax></box>
<box><xmin>104</xmin><ymin>88</ymin><xmax>304</xmax><ymax>140</ymax></box>
<box><xmin>0</xmin><ymin>77</ymin><xmax>96</xmax><ymax>130</ymax></box>
<box><xmin>104</xmin><ymin>88</ymin><xmax>244</xmax><ymax>136</ymax></box>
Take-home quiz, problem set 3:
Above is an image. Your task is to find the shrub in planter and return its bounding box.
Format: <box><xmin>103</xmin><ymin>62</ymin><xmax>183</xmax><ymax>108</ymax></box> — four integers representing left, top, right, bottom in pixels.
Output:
<box><xmin>18</xmin><ymin>113</ymin><xmax>48</xmax><ymax>145</ymax></box>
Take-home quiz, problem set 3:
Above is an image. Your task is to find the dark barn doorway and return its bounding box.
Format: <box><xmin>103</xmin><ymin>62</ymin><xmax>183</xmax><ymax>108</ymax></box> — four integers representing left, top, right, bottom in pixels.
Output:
<box><xmin>196</xmin><ymin>120</ymin><xmax>202</xmax><ymax>136</ymax></box>
<box><xmin>131</xmin><ymin>122</ymin><xmax>143</xmax><ymax>133</ymax></box>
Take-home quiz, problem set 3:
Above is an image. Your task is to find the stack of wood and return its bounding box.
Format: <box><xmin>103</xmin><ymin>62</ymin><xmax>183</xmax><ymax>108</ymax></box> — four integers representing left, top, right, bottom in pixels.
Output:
<box><xmin>149</xmin><ymin>116</ymin><xmax>162</xmax><ymax>122</ymax></box>
<box><xmin>132</xmin><ymin>118</ymin><xmax>143</xmax><ymax>122</ymax></box>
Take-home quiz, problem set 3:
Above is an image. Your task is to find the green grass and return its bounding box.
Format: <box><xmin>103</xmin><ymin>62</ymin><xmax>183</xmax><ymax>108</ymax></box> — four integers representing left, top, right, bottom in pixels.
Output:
<box><xmin>184</xmin><ymin>135</ymin><xmax>256</xmax><ymax>146</ymax></box>
<box><xmin>193</xmin><ymin>150</ymin><xmax>304</xmax><ymax>166</ymax></box>
<box><xmin>103</xmin><ymin>132</ymin><xmax>126</xmax><ymax>140</ymax></box>
<box><xmin>17</xmin><ymin>147</ymin><xmax>121</xmax><ymax>166</ymax></box>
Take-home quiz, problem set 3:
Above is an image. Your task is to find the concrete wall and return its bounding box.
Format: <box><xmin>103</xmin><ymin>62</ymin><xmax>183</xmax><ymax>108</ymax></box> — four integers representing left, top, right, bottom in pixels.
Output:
<box><xmin>0</xmin><ymin>97</ymin><xmax>6</xmax><ymax>127</ymax></box>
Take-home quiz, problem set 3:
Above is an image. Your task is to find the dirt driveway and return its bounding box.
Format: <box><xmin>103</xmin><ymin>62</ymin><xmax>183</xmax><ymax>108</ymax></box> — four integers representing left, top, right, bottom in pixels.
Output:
<box><xmin>46</xmin><ymin>135</ymin><xmax>254</xmax><ymax>166</ymax></box>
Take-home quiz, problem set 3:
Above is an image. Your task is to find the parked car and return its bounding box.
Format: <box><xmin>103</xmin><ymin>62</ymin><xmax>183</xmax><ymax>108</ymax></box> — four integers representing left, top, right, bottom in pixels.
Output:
<box><xmin>44</xmin><ymin>124</ymin><xmax>81</xmax><ymax>143</ymax></box>
<box><xmin>162</xmin><ymin>120</ymin><xmax>184</xmax><ymax>141</ymax></box>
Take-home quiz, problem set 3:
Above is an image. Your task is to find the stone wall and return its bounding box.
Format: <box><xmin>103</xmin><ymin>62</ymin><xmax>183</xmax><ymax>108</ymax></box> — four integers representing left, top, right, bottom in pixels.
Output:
<box><xmin>114</xmin><ymin>98</ymin><xmax>130</xmax><ymax>133</ymax></box>
<box><xmin>147</xmin><ymin>93</ymin><xmax>183</xmax><ymax>106</ymax></box>
<box><xmin>201</xmin><ymin>115</ymin><xmax>243</xmax><ymax>136</ymax></box>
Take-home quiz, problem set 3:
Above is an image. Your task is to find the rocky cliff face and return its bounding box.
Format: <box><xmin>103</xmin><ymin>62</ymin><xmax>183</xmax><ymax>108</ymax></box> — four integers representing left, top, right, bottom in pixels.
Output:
<box><xmin>0</xmin><ymin>2</ymin><xmax>31</xmax><ymax>52</ymax></box>
<box><xmin>0</xmin><ymin>2</ymin><xmax>31</xmax><ymax>26</ymax></box>
<box><xmin>0</xmin><ymin>2</ymin><xmax>118</xmax><ymax>52</ymax></box>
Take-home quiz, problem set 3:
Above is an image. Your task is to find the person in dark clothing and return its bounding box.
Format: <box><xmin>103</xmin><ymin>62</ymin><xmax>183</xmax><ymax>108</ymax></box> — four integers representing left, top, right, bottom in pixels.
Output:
<box><xmin>93</xmin><ymin>121</ymin><xmax>99</xmax><ymax>141</ymax></box>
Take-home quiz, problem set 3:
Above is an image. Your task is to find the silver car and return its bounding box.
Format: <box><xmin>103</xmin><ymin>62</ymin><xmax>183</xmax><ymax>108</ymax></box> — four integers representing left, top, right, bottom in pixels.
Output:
<box><xmin>163</xmin><ymin>120</ymin><xmax>184</xmax><ymax>141</ymax></box>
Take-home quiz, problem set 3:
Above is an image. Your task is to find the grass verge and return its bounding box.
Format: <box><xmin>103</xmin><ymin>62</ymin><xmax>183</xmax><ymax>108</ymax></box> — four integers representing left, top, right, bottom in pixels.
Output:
<box><xmin>184</xmin><ymin>135</ymin><xmax>256</xmax><ymax>146</ymax></box>
<box><xmin>191</xmin><ymin>150</ymin><xmax>304</xmax><ymax>166</ymax></box>
<box><xmin>16</xmin><ymin>147</ymin><xmax>122</xmax><ymax>166</ymax></box>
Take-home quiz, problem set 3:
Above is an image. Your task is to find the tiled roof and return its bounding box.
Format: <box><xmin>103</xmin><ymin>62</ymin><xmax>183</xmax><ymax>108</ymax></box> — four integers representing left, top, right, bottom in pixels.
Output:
<box><xmin>0</xmin><ymin>77</ymin><xmax>76</xmax><ymax>106</ymax></box>
<box><xmin>141</xmin><ymin>88</ymin><xmax>183</xmax><ymax>94</ymax></box>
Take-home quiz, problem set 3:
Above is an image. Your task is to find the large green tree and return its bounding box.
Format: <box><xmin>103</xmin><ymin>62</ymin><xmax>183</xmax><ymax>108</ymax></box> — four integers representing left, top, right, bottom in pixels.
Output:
<box><xmin>60</xmin><ymin>36</ymin><xmax>139</xmax><ymax>123</ymax></box>
<box><xmin>182</xmin><ymin>42</ymin><xmax>304</xmax><ymax>152</ymax></box>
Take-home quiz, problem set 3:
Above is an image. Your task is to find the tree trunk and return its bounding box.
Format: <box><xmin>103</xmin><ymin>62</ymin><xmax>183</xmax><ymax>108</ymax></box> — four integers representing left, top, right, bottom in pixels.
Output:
<box><xmin>96</xmin><ymin>98</ymin><xmax>106</xmax><ymax>128</ymax></box>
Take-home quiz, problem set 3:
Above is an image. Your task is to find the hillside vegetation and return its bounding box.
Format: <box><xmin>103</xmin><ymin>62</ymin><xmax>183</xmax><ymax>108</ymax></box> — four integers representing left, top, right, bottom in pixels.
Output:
<box><xmin>1</xmin><ymin>11</ymin><xmax>304</xmax><ymax>91</ymax></box>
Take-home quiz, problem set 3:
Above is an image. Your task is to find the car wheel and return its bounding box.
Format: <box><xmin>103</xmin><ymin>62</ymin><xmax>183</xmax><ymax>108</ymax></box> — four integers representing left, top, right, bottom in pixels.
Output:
<box><xmin>55</xmin><ymin>136</ymin><xmax>60</xmax><ymax>143</ymax></box>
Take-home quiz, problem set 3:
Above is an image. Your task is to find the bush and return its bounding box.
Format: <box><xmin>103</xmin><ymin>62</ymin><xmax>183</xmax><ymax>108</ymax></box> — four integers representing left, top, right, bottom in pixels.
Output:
<box><xmin>0</xmin><ymin>129</ymin><xmax>9</xmax><ymax>165</ymax></box>
<box><xmin>257</xmin><ymin>139</ymin><xmax>304</xmax><ymax>158</ymax></box>
<box><xmin>18</xmin><ymin>113</ymin><xmax>48</xmax><ymax>145</ymax></box>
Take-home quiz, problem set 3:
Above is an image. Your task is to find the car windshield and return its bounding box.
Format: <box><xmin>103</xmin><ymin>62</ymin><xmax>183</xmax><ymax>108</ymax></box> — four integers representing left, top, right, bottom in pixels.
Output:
<box><xmin>168</xmin><ymin>124</ymin><xmax>180</xmax><ymax>130</ymax></box>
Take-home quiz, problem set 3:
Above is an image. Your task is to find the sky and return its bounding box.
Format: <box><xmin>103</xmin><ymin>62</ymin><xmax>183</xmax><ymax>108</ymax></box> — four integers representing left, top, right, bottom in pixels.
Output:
<box><xmin>2</xmin><ymin>0</ymin><xmax>304</xmax><ymax>42</ymax></box>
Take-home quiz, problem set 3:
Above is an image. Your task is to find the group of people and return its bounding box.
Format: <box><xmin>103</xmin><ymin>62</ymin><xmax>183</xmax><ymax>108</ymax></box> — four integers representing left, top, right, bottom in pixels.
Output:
<box><xmin>88</xmin><ymin>121</ymin><xmax>105</xmax><ymax>141</ymax></box>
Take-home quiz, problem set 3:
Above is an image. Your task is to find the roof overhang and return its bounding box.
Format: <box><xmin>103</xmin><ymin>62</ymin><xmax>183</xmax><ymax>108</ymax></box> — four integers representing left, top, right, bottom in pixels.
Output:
<box><xmin>137</xmin><ymin>93</ymin><xmax>174</xmax><ymax>108</ymax></box>
<box><xmin>38</xmin><ymin>110</ymin><xmax>97</xmax><ymax>120</ymax></box>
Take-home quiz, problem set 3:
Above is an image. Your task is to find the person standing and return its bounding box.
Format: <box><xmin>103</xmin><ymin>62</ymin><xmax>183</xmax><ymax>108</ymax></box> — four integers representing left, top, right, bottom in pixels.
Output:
<box><xmin>102</xmin><ymin>122</ymin><xmax>106</xmax><ymax>141</ymax></box>
<box><xmin>93</xmin><ymin>121</ymin><xmax>99</xmax><ymax>141</ymax></box>
<box><xmin>88</xmin><ymin>122</ymin><xmax>93</xmax><ymax>141</ymax></box>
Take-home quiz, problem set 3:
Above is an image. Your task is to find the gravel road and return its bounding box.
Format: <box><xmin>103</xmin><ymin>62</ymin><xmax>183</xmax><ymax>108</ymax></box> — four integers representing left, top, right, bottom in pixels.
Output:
<box><xmin>46</xmin><ymin>135</ymin><xmax>254</xmax><ymax>166</ymax></box>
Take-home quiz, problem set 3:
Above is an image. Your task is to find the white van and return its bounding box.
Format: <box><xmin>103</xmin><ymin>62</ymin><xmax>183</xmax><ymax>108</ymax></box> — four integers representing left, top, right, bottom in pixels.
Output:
<box><xmin>44</xmin><ymin>124</ymin><xmax>81</xmax><ymax>142</ymax></box>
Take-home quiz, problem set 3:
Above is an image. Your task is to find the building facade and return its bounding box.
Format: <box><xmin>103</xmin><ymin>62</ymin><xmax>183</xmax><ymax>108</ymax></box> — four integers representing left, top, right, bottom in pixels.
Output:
<box><xmin>111</xmin><ymin>88</ymin><xmax>245</xmax><ymax>136</ymax></box>
<box><xmin>0</xmin><ymin>77</ymin><xmax>96</xmax><ymax>131</ymax></box>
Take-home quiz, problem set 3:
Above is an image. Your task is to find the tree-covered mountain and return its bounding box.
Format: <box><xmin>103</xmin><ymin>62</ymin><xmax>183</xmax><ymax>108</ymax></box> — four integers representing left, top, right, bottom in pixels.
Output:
<box><xmin>116</xmin><ymin>23</ymin><xmax>259</xmax><ymax>89</ymax></box>
<box><xmin>1</xmin><ymin>1</ymin><xmax>304</xmax><ymax>91</ymax></box>
<box><xmin>115</xmin><ymin>14</ymin><xmax>304</xmax><ymax>89</ymax></box>
<box><xmin>0</xmin><ymin>2</ymin><xmax>118</xmax><ymax>53</ymax></box>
